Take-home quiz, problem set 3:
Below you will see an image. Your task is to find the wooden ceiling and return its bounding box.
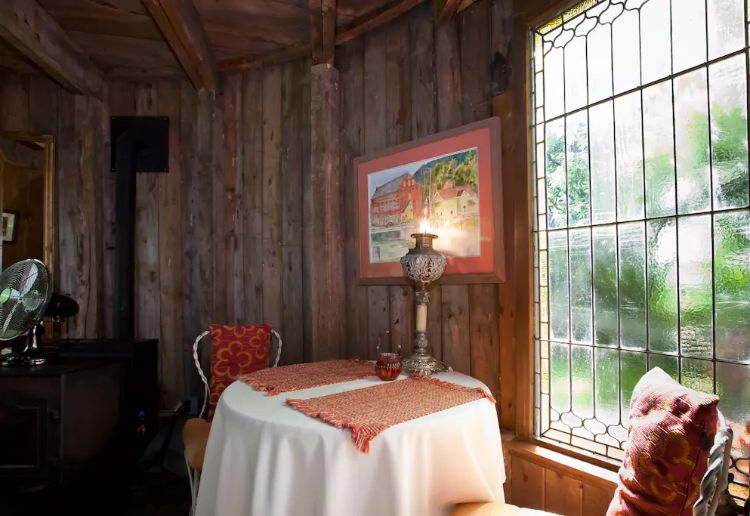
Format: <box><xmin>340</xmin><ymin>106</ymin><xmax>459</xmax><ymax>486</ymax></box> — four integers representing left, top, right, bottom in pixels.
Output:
<box><xmin>0</xmin><ymin>0</ymin><xmax>478</xmax><ymax>93</ymax></box>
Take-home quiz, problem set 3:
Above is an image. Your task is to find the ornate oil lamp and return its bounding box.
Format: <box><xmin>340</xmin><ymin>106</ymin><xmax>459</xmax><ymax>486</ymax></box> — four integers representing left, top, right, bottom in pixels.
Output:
<box><xmin>399</xmin><ymin>226</ymin><xmax>449</xmax><ymax>376</ymax></box>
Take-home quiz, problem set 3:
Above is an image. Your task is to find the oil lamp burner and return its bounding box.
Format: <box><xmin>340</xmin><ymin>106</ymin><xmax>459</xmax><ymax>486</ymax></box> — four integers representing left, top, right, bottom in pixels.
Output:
<box><xmin>399</xmin><ymin>229</ymin><xmax>448</xmax><ymax>376</ymax></box>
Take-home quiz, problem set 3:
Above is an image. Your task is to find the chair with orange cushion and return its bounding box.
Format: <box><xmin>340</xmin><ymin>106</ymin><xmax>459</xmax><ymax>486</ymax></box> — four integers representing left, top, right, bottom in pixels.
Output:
<box><xmin>182</xmin><ymin>323</ymin><xmax>282</xmax><ymax>515</ymax></box>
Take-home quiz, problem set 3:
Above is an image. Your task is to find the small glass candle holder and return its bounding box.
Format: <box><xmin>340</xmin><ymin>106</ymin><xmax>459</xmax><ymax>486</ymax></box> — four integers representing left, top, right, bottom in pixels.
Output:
<box><xmin>374</xmin><ymin>343</ymin><xmax>401</xmax><ymax>381</ymax></box>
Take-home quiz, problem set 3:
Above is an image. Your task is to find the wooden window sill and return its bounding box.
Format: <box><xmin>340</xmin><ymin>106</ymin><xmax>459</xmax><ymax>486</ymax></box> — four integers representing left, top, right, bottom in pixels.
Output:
<box><xmin>502</xmin><ymin>432</ymin><xmax>619</xmax><ymax>490</ymax></box>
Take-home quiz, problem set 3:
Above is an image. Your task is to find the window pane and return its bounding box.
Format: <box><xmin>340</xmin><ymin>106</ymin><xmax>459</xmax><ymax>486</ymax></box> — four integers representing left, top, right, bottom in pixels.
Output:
<box><xmin>679</xmin><ymin>215</ymin><xmax>714</xmax><ymax>358</ymax></box>
<box><xmin>594</xmin><ymin>225</ymin><xmax>618</xmax><ymax>346</ymax></box>
<box><xmin>532</xmin><ymin>2</ymin><xmax>750</xmax><ymax>490</ymax></box>
<box><xmin>681</xmin><ymin>357</ymin><xmax>714</xmax><ymax>393</ymax></box>
<box><xmin>672</xmin><ymin>0</ymin><xmax>707</xmax><ymax>73</ymax></box>
<box><xmin>649</xmin><ymin>354</ymin><xmax>679</xmax><ymax>379</ymax></box>
<box><xmin>621</xmin><ymin>351</ymin><xmax>647</xmax><ymax>412</ymax></box>
<box><xmin>551</xmin><ymin>343</ymin><xmax>571</xmax><ymax>415</ymax></box>
<box><xmin>587</xmin><ymin>23</ymin><xmax>613</xmax><ymax>103</ymax></box>
<box><xmin>595</xmin><ymin>347</ymin><xmax>620</xmax><ymax>424</ymax></box>
<box><xmin>647</xmin><ymin>218</ymin><xmax>679</xmax><ymax>353</ymax></box>
<box><xmin>643</xmin><ymin>81</ymin><xmax>676</xmax><ymax>217</ymax></box>
<box><xmin>641</xmin><ymin>0</ymin><xmax>672</xmax><ymax>84</ymax></box>
<box><xmin>572</xmin><ymin>345</ymin><xmax>594</xmax><ymax>422</ymax></box>
<box><xmin>570</xmin><ymin>228</ymin><xmax>593</xmax><ymax>343</ymax></box>
<box><xmin>612</xmin><ymin>8</ymin><xmax>641</xmax><ymax>93</ymax></box>
<box><xmin>675</xmin><ymin>69</ymin><xmax>711</xmax><ymax>214</ymax></box>
<box><xmin>714</xmin><ymin>211</ymin><xmax>750</xmax><ymax>363</ymax></box>
<box><xmin>619</xmin><ymin>223</ymin><xmax>647</xmax><ymax>350</ymax></box>
<box><xmin>565</xmin><ymin>35</ymin><xmax>588</xmax><ymax>112</ymax></box>
<box><xmin>545</xmin><ymin>47</ymin><xmax>565</xmax><ymax>120</ymax></box>
<box><xmin>707</xmin><ymin>0</ymin><xmax>745</xmax><ymax>59</ymax></box>
<box><xmin>709</xmin><ymin>55</ymin><xmax>749</xmax><ymax>210</ymax></box>
<box><xmin>549</xmin><ymin>230</ymin><xmax>570</xmax><ymax>341</ymax></box>
<box><xmin>590</xmin><ymin>102</ymin><xmax>617</xmax><ymax>224</ymax></box>
<box><xmin>567</xmin><ymin>111</ymin><xmax>590</xmax><ymax>226</ymax></box>
<box><xmin>546</xmin><ymin>119</ymin><xmax>567</xmax><ymax>228</ymax></box>
<box><xmin>615</xmin><ymin>92</ymin><xmax>645</xmax><ymax>221</ymax></box>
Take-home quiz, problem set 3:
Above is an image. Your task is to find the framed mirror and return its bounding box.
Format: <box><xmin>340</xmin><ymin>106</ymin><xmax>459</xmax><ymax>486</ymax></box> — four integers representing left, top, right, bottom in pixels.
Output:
<box><xmin>0</xmin><ymin>132</ymin><xmax>55</xmax><ymax>283</ymax></box>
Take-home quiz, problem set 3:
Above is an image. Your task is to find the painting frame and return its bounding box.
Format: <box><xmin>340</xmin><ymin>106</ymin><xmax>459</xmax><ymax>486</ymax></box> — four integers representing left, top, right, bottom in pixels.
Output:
<box><xmin>2</xmin><ymin>211</ymin><xmax>16</xmax><ymax>243</ymax></box>
<box><xmin>355</xmin><ymin>117</ymin><xmax>504</xmax><ymax>285</ymax></box>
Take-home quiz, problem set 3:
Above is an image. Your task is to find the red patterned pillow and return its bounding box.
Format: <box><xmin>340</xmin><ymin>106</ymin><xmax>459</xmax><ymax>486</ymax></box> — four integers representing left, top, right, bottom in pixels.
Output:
<box><xmin>607</xmin><ymin>367</ymin><xmax>719</xmax><ymax>516</ymax></box>
<box><xmin>207</xmin><ymin>323</ymin><xmax>271</xmax><ymax>419</ymax></box>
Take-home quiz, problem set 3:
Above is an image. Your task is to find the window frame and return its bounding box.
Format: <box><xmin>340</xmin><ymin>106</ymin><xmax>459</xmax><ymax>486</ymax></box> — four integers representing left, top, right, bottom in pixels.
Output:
<box><xmin>516</xmin><ymin>0</ymin><xmax>750</xmax><ymax>497</ymax></box>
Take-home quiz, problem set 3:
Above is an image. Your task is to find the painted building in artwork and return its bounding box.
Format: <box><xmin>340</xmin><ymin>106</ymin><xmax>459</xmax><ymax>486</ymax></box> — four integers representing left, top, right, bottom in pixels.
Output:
<box><xmin>431</xmin><ymin>180</ymin><xmax>479</xmax><ymax>220</ymax></box>
<box><xmin>370</xmin><ymin>173</ymin><xmax>423</xmax><ymax>227</ymax></box>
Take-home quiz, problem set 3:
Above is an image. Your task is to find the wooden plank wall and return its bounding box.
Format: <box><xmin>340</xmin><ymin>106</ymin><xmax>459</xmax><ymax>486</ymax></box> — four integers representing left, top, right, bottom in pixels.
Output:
<box><xmin>336</xmin><ymin>1</ymin><xmax>503</xmax><ymax>401</ymax></box>
<box><xmin>507</xmin><ymin>451</ymin><xmax>616</xmax><ymax>515</ymax></box>
<box><xmin>103</xmin><ymin>61</ymin><xmax>311</xmax><ymax>406</ymax></box>
<box><xmin>0</xmin><ymin>60</ymin><xmax>310</xmax><ymax>408</ymax></box>
<box><xmin>0</xmin><ymin>71</ymin><xmax>110</xmax><ymax>340</ymax></box>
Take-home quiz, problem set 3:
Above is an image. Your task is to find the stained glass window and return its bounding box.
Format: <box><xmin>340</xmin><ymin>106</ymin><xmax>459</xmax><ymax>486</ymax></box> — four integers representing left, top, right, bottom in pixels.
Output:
<box><xmin>531</xmin><ymin>0</ymin><xmax>750</xmax><ymax>502</ymax></box>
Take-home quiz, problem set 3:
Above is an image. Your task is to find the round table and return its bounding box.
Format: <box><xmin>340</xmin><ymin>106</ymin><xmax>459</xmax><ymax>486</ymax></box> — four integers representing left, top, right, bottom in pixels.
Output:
<box><xmin>195</xmin><ymin>370</ymin><xmax>505</xmax><ymax>516</ymax></box>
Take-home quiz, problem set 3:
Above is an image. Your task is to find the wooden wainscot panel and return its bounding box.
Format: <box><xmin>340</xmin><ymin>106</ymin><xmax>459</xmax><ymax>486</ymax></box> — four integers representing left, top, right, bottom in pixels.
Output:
<box><xmin>510</xmin><ymin>454</ymin><xmax>545</xmax><ymax>511</ymax></box>
<box><xmin>544</xmin><ymin>469</ymin><xmax>583</xmax><ymax>515</ymax></box>
<box><xmin>583</xmin><ymin>483</ymin><xmax>616</xmax><ymax>515</ymax></box>
<box><xmin>505</xmin><ymin>439</ymin><xmax>617</xmax><ymax>516</ymax></box>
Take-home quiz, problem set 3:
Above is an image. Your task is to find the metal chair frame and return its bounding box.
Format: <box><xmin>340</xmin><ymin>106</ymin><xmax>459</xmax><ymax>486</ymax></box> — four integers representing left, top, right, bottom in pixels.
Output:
<box><xmin>694</xmin><ymin>410</ymin><xmax>734</xmax><ymax>516</ymax></box>
<box><xmin>185</xmin><ymin>327</ymin><xmax>283</xmax><ymax>515</ymax></box>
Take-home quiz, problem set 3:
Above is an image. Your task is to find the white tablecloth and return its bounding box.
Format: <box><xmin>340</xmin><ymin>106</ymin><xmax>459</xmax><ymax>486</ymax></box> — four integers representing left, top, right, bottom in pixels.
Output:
<box><xmin>195</xmin><ymin>371</ymin><xmax>505</xmax><ymax>516</ymax></box>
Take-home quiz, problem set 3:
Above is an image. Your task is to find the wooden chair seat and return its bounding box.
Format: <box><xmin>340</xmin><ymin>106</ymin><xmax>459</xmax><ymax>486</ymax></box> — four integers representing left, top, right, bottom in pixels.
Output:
<box><xmin>452</xmin><ymin>502</ymin><xmax>559</xmax><ymax>516</ymax></box>
<box><xmin>182</xmin><ymin>417</ymin><xmax>211</xmax><ymax>470</ymax></box>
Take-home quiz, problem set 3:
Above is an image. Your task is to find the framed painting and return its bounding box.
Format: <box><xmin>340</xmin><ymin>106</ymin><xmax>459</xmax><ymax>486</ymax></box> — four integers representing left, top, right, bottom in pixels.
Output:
<box><xmin>356</xmin><ymin>117</ymin><xmax>504</xmax><ymax>284</ymax></box>
<box><xmin>2</xmin><ymin>212</ymin><xmax>16</xmax><ymax>243</ymax></box>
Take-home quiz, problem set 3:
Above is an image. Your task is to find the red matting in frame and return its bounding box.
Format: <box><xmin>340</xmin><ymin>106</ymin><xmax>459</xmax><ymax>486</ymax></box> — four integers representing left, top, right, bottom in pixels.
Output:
<box><xmin>356</xmin><ymin>118</ymin><xmax>503</xmax><ymax>284</ymax></box>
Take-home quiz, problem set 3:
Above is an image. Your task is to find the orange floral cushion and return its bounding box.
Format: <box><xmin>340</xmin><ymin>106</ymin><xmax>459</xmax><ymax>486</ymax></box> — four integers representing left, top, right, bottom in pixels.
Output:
<box><xmin>207</xmin><ymin>323</ymin><xmax>271</xmax><ymax>419</ymax></box>
<box><xmin>607</xmin><ymin>367</ymin><xmax>719</xmax><ymax>516</ymax></box>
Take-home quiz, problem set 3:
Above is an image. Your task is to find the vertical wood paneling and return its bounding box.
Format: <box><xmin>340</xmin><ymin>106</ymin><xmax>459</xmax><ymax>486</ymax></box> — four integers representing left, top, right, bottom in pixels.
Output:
<box><xmin>409</xmin><ymin>3</ymin><xmax>442</xmax><ymax>360</ymax></box>
<box><xmin>582</xmin><ymin>483</ymin><xmax>615</xmax><ymax>515</ymax></box>
<box><xmin>385</xmin><ymin>16</ymin><xmax>413</xmax><ymax>355</ymax></box>
<box><xmin>309</xmin><ymin>63</ymin><xmax>346</xmax><ymax>361</ymax></box>
<box><xmin>434</xmin><ymin>6</ymin><xmax>472</xmax><ymax>376</ymax></box>
<box><xmin>544</xmin><ymin>469</ymin><xmax>583</xmax><ymax>515</ymax></box>
<box><xmin>510</xmin><ymin>455</ymin><xmax>545</xmax><ymax>510</ymax></box>
<box><xmin>261</xmin><ymin>65</ymin><xmax>284</xmax><ymax>331</ymax></box>
<box><xmin>241</xmin><ymin>71</ymin><xmax>264</xmax><ymax>325</ymax></box>
<box><xmin>460</xmin><ymin>1</ymin><xmax>501</xmax><ymax>401</ymax></box>
<box><xmin>134</xmin><ymin>83</ymin><xmax>161</xmax><ymax>340</ymax></box>
<box><xmin>338</xmin><ymin>38</ymin><xmax>369</xmax><ymax>360</ymax></box>
<box><xmin>156</xmin><ymin>79</ymin><xmax>185</xmax><ymax>406</ymax></box>
<box><xmin>334</xmin><ymin>2</ymin><xmax>504</xmax><ymax>392</ymax></box>
<box><xmin>363</xmin><ymin>27</ymin><xmax>390</xmax><ymax>357</ymax></box>
<box><xmin>180</xmin><ymin>81</ymin><xmax>203</xmax><ymax>396</ymax></box>
<box><xmin>219</xmin><ymin>73</ymin><xmax>244</xmax><ymax>324</ymax></box>
<box><xmin>280</xmin><ymin>60</ymin><xmax>306</xmax><ymax>364</ymax></box>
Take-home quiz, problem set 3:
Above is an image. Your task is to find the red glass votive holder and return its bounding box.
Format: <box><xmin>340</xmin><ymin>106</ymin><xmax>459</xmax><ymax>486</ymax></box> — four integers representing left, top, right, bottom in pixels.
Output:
<box><xmin>375</xmin><ymin>352</ymin><xmax>401</xmax><ymax>381</ymax></box>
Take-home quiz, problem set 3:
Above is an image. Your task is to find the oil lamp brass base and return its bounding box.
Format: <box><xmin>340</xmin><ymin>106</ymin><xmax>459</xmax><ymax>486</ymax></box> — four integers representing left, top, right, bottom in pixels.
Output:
<box><xmin>400</xmin><ymin>331</ymin><xmax>449</xmax><ymax>376</ymax></box>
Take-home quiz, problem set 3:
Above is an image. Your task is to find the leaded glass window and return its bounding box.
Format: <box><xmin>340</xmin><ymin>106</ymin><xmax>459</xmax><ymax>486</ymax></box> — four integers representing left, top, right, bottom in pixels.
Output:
<box><xmin>531</xmin><ymin>0</ymin><xmax>750</xmax><ymax>502</ymax></box>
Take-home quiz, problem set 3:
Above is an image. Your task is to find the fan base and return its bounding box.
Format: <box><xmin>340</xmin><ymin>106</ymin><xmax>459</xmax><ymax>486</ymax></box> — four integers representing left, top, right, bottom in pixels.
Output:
<box><xmin>0</xmin><ymin>348</ymin><xmax>57</xmax><ymax>367</ymax></box>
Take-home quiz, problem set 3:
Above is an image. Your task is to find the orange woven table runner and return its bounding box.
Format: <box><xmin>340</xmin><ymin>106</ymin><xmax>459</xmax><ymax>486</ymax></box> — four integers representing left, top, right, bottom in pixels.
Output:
<box><xmin>237</xmin><ymin>359</ymin><xmax>374</xmax><ymax>396</ymax></box>
<box><xmin>287</xmin><ymin>377</ymin><xmax>495</xmax><ymax>453</ymax></box>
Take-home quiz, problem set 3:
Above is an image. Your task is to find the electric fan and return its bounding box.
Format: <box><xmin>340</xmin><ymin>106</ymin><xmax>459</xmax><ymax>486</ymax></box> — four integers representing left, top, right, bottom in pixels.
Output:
<box><xmin>0</xmin><ymin>259</ymin><xmax>52</xmax><ymax>366</ymax></box>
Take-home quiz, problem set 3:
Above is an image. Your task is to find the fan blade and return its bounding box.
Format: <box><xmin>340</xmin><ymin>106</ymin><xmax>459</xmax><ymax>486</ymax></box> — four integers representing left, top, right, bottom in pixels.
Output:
<box><xmin>2</xmin><ymin>302</ymin><xmax>20</xmax><ymax>334</ymax></box>
<box><xmin>22</xmin><ymin>290</ymin><xmax>44</xmax><ymax>312</ymax></box>
<box><xmin>18</xmin><ymin>263</ymin><xmax>39</xmax><ymax>297</ymax></box>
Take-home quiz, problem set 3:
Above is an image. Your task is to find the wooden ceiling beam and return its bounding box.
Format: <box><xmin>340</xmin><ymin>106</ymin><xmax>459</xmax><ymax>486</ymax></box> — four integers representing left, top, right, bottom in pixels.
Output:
<box><xmin>218</xmin><ymin>42</ymin><xmax>310</xmax><ymax>73</ymax></box>
<box><xmin>0</xmin><ymin>0</ymin><xmax>103</xmax><ymax>97</ymax></box>
<box><xmin>220</xmin><ymin>0</ymin><xmax>428</xmax><ymax>73</ymax></box>
<box><xmin>310</xmin><ymin>0</ymin><xmax>336</xmax><ymax>66</ymax></box>
<box><xmin>433</xmin><ymin>0</ymin><xmax>460</xmax><ymax>21</ymax></box>
<box><xmin>142</xmin><ymin>0</ymin><xmax>218</xmax><ymax>91</ymax></box>
<box><xmin>434</xmin><ymin>0</ymin><xmax>479</xmax><ymax>21</ymax></box>
<box><xmin>335</xmin><ymin>0</ymin><xmax>424</xmax><ymax>45</ymax></box>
